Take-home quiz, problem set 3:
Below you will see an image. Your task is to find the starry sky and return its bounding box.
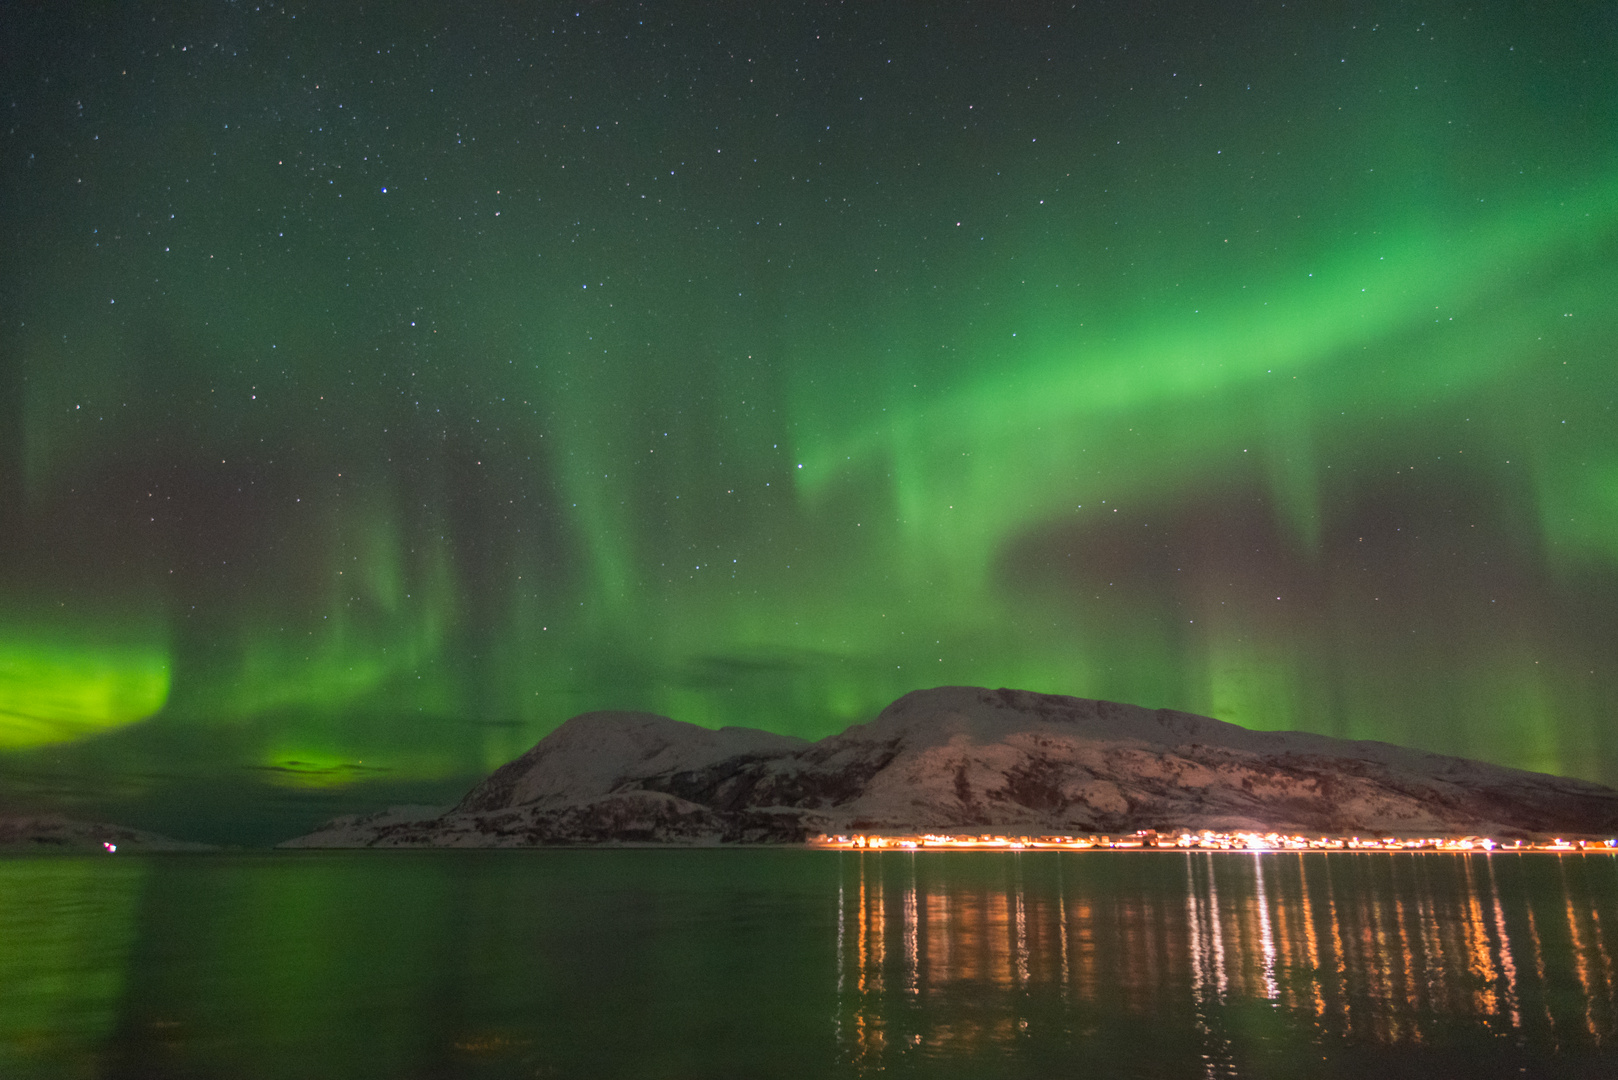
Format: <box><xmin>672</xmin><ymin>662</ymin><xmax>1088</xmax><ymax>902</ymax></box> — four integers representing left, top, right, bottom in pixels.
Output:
<box><xmin>3</xmin><ymin>2</ymin><xmax>1616</xmax><ymax>843</ymax></box>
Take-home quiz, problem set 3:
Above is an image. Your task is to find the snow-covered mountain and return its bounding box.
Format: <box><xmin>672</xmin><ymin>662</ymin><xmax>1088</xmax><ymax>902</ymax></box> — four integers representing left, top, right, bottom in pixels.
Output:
<box><xmin>0</xmin><ymin>814</ymin><xmax>216</xmax><ymax>852</ymax></box>
<box><xmin>281</xmin><ymin>687</ymin><xmax>1618</xmax><ymax>847</ymax></box>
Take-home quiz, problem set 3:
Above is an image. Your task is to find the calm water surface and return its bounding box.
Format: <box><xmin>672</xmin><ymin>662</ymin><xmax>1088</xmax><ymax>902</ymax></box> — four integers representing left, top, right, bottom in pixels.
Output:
<box><xmin>2</xmin><ymin>850</ymin><xmax>1615</xmax><ymax>1078</ymax></box>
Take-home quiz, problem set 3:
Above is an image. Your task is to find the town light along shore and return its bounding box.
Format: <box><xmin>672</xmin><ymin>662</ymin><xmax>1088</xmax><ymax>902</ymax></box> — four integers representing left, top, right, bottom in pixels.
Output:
<box><xmin>810</xmin><ymin>831</ymin><xmax>1618</xmax><ymax>853</ymax></box>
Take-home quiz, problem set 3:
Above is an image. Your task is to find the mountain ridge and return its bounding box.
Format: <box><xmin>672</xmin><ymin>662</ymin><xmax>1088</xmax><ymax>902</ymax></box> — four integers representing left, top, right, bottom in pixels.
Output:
<box><xmin>0</xmin><ymin>814</ymin><xmax>218</xmax><ymax>852</ymax></box>
<box><xmin>282</xmin><ymin>686</ymin><xmax>1618</xmax><ymax>847</ymax></box>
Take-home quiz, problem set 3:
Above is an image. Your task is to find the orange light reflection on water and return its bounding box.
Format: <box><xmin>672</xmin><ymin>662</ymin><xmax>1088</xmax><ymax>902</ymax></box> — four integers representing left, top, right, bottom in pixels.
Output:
<box><xmin>833</xmin><ymin>849</ymin><xmax>1618</xmax><ymax>1070</ymax></box>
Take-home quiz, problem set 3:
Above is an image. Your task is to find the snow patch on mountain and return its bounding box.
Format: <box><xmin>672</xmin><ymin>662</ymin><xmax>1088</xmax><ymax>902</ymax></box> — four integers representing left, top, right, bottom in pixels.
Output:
<box><xmin>283</xmin><ymin>687</ymin><xmax>1618</xmax><ymax>847</ymax></box>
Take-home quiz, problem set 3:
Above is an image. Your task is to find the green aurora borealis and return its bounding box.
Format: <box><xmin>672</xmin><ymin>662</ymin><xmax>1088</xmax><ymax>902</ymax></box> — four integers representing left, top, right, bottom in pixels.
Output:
<box><xmin>3</xmin><ymin>3</ymin><xmax>1617</xmax><ymax>841</ymax></box>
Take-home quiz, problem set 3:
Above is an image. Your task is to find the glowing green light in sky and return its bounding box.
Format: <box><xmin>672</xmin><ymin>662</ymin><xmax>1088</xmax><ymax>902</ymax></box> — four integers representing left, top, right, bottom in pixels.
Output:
<box><xmin>0</xmin><ymin>638</ymin><xmax>170</xmax><ymax>750</ymax></box>
<box><xmin>3</xmin><ymin>2</ymin><xmax>1617</xmax><ymax>835</ymax></box>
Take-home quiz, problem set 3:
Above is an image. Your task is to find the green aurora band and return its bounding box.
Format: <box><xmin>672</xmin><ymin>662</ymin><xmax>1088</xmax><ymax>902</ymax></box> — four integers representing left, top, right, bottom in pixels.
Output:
<box><xmin>2</xmin><ymin>3</ymin><xmax>1615</xmax><ymax>839</ymax></box>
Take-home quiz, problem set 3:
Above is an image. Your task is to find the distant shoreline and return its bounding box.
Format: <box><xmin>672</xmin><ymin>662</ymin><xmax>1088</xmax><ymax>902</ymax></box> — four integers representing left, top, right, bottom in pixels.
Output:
<box><xmin>811</xmin><ymin>831</ymin><xmax>1618</xmax><ymax>853</ymax></box>
<box><xmin>7</xmin><ymin>842</ymin><xmax>1618</xmax><ymax>856</ymax></box>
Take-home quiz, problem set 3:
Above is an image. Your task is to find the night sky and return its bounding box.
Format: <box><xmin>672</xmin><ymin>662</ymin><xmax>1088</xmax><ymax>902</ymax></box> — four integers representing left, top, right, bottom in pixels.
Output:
<box><xmin>3</xmin><ymin>2</ymin><xmax>1616</xmax><ymax>843</ymax></box>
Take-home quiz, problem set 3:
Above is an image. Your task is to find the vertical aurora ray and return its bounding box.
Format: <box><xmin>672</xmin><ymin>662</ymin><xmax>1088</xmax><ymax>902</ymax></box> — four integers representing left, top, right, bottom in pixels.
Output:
<box><xmin>2</xmin><ymin>1</ymin><xmax>1616</xmax><ymax>835</ymax></box>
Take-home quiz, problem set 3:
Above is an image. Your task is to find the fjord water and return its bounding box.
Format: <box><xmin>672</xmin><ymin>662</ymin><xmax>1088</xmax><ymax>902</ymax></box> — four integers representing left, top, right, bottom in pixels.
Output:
<box><xmin>2</xmin><ymin>851</ymin><xmax>1615</xmax><ymax>1079</ymax></box>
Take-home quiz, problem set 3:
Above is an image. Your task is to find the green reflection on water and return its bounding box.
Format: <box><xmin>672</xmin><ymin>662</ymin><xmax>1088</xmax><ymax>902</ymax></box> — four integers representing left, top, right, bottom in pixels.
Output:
<box><xmin>0</xmin><ymin>857</ymin><xmax>147</xmax><ymax>1080</ymax></box>
<box><xmin>2</xmin><ymin>851</ymin><xmax>1616</xmax><ymax>1079</ymax></box>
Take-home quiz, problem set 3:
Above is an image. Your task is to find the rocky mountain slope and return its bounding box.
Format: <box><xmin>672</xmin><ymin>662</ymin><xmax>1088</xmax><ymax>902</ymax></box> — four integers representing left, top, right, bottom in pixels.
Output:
<box><xmin>282</xmin><ymin>687</ymin><xmax>1618</xmax><ymax>847</ymax></box>
<box><xmin>0</xmin><ymin>814</ymin><xmax>217</xmax><ymax>852</ymax></box>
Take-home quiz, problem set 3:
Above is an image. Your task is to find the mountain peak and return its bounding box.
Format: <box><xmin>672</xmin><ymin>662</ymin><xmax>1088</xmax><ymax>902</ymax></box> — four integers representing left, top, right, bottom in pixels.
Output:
<box><xmin>456</xmin><ymin>710</ymin><xmax>807</xmax><ymax>814</ymax></box>
<box><xmin>285</xmin><ymin>686</ymin><xmax>1618</xmax><ymax>847</ymax></box>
